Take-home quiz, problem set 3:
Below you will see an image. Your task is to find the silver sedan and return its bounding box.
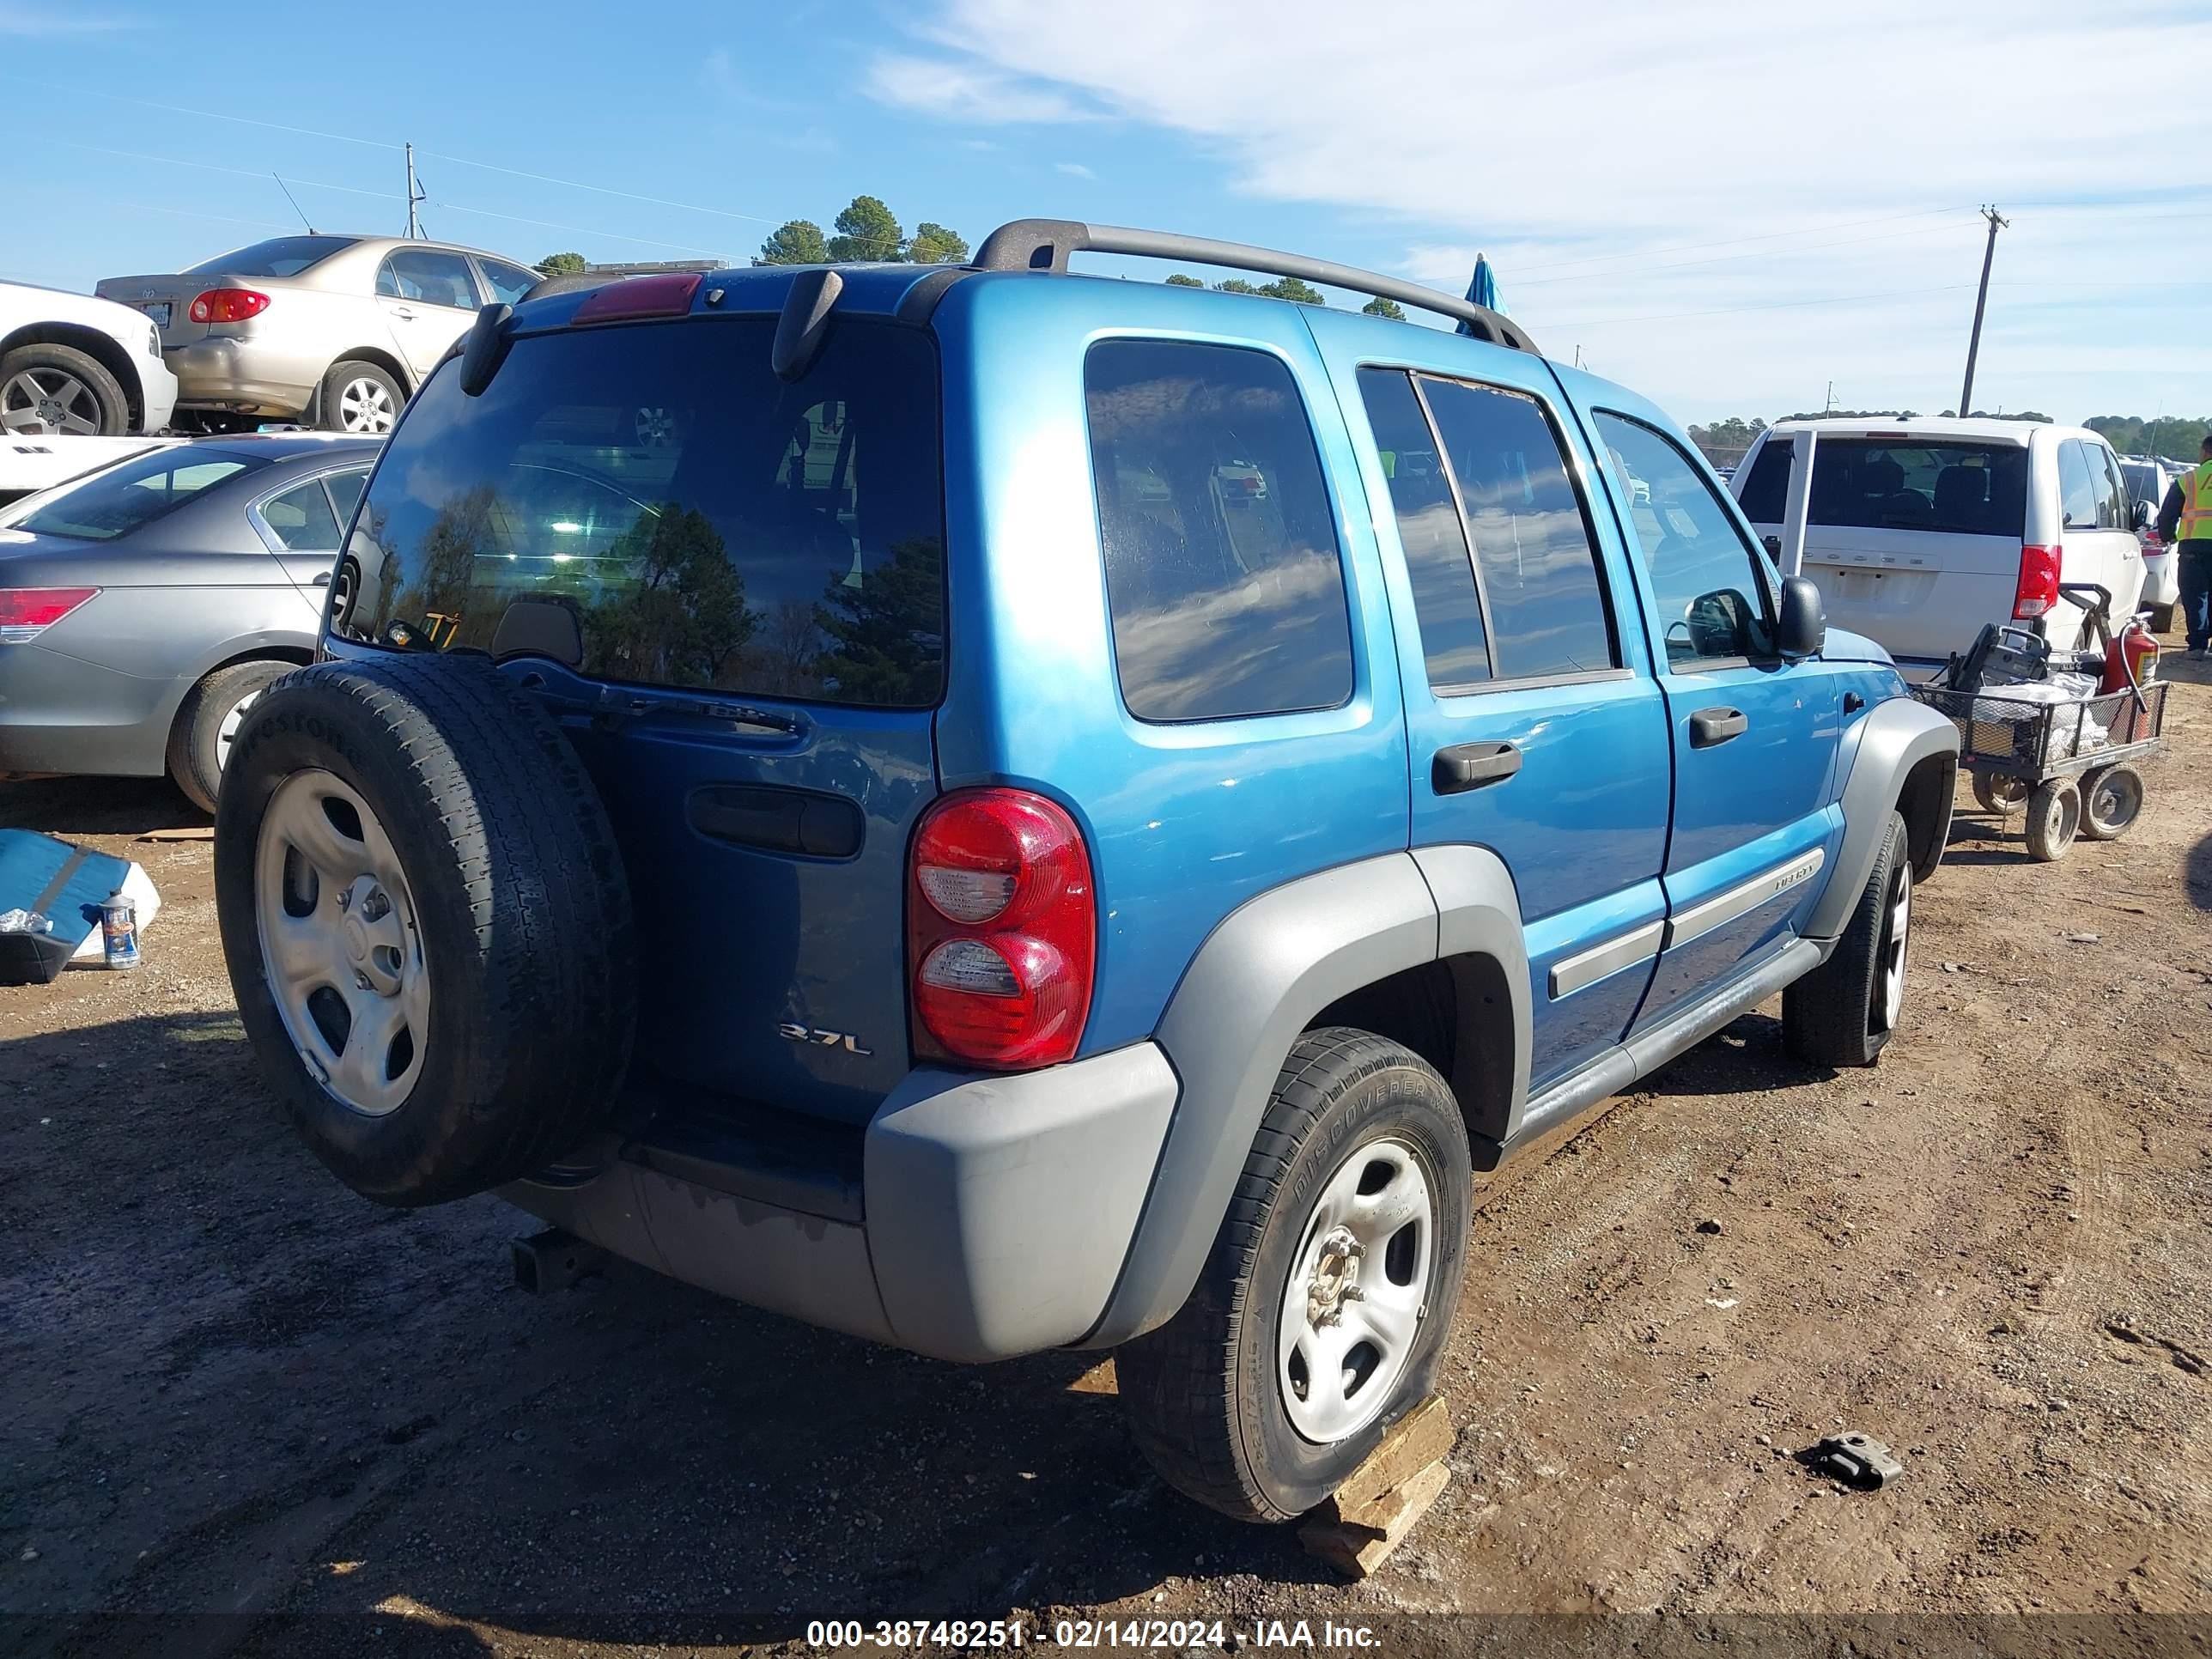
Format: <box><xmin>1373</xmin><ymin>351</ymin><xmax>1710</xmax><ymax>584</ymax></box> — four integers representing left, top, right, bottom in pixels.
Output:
<box><xmin>0</xmin><ymin>434</ymin><xmax>379</xmax><ymax>810</ymax></box>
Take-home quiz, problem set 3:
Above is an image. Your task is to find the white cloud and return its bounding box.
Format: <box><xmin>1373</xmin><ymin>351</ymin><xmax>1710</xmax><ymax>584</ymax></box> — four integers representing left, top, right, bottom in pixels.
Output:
<box><xmin>866</xmin><ymin>55</ymin><xmax>1098</xmax><ymax>125</ymax></box>
<box><xmin>871</xmin><ymin>0</ymin><xmax>2212</xmax><ymax>421</ymax></box>
<box><xmin>1056</xmin><ymin>161</ymin><xmax>1097</xmax><ymax>179</ymax></box>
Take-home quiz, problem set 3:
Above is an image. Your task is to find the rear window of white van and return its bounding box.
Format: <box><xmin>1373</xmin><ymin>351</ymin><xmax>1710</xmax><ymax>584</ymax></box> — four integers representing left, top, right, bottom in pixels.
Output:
<box><xmin>1737</xmin><ymin>439</ymin><xmax>2027</xmax><ymax>538</ymax></box>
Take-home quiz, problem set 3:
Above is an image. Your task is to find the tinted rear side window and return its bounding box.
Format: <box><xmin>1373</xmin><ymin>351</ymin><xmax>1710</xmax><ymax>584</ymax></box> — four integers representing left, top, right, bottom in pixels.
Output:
<box><xmin>1085</xmin><ymin>339</ymin><xmax>1352</xmax><ymax>722</ymax></box>
<box><xmin>1741</xmin><ymin>438</ymin><xmax>2027</xmax><ymax>537</ymax></box>
<box><xmin>1358</xmin><ymin>368</ymin><xmax>1489</xmax><ymax>689</ymax></box>
<box><xmin>17</xmin><ymin>448</ymin><xmax>264</xmax><ymax>541</ymax></box>
<box><xmin>185</xmin><ymin>235</ymin><xmax>356</xmax><ymax>278</ymax></box>
<box><xmin>1419</xmin><ymin>377</ymin><xmax>1614</xmax><ymax>679</ymax></box>
<box><xmin>336</xmin><ymin>316</ymin><xmax>945</xmax><ymax>707</ymax></box>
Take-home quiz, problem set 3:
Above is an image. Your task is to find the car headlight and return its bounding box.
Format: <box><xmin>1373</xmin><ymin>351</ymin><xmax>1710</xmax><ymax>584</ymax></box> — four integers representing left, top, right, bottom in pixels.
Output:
<box><xmin>147</xmin><ymin>324</ymin><xmax>161</xmax><ymax>356</ymax></box>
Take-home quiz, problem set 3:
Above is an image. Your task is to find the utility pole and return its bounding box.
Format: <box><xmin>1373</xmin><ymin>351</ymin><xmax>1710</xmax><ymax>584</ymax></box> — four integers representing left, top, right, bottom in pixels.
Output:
<box><xmin>1957</xmin><ymin>205</ymin><xmax>2008</xmax><ymax>419</ymax></box>
<box><xmin>1825</xmin><ymin>380</ymin><xmax>1835</xmax><ymax>413</ymax></box>
<box><xmin>404</xmin><ymin>143</ymin><xmax>425</xmax><ymax>240</ymax></box>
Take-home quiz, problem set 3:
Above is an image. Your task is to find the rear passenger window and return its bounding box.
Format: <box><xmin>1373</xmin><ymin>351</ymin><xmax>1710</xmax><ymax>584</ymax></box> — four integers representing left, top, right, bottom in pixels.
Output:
<box><xmin>1419</xmin><ymin>378</ymin><xmax>1614</xmax><ymax>679</ymax></box>
<box><xmin>1596</xmin><ymin>412</ymin><xmax>1775</xmax><ymax>666</ymax></box>
<box><xmin>2059</xmin><ymin>441</ymin><xmax>2102</xmax><ymax>531</ymax></box>
<box><xmin>1358</xmin><ymin>368</ymin><xmax>1489</xmax><ymax>689</ymax></box>
<box><xmin>259</xmin><ymin>478</ymin><xmax>342</xmax><ymax>550</ymax></box>
<box><xmin>1085</xmin><ymin>340</ymin><xmax>1353</xmax><ymax>722</ymax></box>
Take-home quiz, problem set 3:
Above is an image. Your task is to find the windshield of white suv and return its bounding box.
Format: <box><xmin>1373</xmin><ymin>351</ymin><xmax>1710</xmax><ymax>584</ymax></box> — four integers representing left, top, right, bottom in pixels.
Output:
<box><xmin>1737</xmin><ymin>438</ymin><xmax>2027</xmax><ymax>537</ymax></box>
<box><xmin>334</xmin><ymin>315</ymin><xmax>946</xmax><ymax>708</ymax></box>
<box><xmin>184</xmin><ymin>236</ymin><xmax>358</xmax><ymax>278</ymax></box>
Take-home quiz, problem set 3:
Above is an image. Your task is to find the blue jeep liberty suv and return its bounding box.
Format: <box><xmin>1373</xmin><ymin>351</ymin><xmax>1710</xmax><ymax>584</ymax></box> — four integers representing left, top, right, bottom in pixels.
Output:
<box><xmin>215</xmin><ymin>219</ymin><xmax>1960</xmax><ymax>1523</ymax></box>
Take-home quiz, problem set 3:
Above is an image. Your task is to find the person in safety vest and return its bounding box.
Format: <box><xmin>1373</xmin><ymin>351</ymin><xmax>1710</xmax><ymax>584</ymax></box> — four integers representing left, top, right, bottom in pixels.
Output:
<box><xmin>2154</xmin><ymin>433</ymin><xmax>2212</xmax><ymax>659</ymax></box>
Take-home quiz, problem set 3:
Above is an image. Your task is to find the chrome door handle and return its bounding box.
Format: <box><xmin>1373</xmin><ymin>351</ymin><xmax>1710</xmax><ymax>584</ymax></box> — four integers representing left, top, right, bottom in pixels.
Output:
<box><xmin>1431</xmin><ymin>740</ymin><xmax>1522</xmax><ymax>795</ymax></box>
<box><xmin>1690</xmin><ymin>707</ymin><xmax>1747</xmax><ymax>747</ymax></box>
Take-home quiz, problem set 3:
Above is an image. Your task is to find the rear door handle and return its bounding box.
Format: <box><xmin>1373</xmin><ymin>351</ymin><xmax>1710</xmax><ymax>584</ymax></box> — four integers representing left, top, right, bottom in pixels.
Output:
<box><xmin>312</xmin><ymin>571</ymin><xmax>332</xmax><ymax>586</ymax></box>
<box><xmin>391</xmin><ymin>306</ymin><xmax>416</xmax><ymax>320</ymax></box>
<box><xmin>1431</xmin><ymin>740</ymin><xmax>1522</xmax><ymax>794</ymax></box>
<box><xmin>1690</xmin><ymin>707</ymin><xmax>1748</xmax><ymax>747</ymax></box>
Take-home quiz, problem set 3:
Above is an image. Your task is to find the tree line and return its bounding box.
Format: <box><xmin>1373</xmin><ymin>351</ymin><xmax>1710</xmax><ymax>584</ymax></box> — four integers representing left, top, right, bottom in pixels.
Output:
<box><xmin>538</xmin><ymin>198</ymin><xmax>1408</xmax><ymax>318</ymax></box>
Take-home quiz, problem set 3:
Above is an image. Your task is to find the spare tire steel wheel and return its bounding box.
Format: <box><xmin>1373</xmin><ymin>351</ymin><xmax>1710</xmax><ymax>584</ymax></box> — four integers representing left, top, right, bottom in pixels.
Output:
<box><xmin>216</xmin><ymin>656</ymin><xmax>636</xmax><ymax>1206</ymax></box>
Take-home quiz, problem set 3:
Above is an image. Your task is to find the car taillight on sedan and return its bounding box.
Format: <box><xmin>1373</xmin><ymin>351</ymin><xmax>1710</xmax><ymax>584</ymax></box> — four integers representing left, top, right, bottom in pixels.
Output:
<box><xmin>908</xmin><ymin>788</ymin><xmax>1095</xmax><ymax>1071</ymax></box>
<box><xmin>0</xmin><ymin>587</ymin><xmax>98</xmax><ymax>644</ymax></box>
<box><xmin>2013</xmin><ymin>544</ymin><xmax>2062</xmax><ymax>619</ymax></box>
<box><xmin>188</xmin><ymin>289</ymin><xmax>270</xmax><ymax>324</ymax></box>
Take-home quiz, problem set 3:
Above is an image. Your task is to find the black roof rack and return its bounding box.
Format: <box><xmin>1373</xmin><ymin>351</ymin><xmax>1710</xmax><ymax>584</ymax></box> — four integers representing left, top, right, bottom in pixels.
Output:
<box><xmin>972</xmin><ymin>218</ymin><xmax>1538</xmax><ymax>356</ymax></box>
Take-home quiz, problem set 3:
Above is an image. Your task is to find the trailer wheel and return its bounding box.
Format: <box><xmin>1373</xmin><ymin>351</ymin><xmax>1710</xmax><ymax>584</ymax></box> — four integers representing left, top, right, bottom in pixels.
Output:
<box><xmin>2078</xmin><ymin>764</ymin><xmax>2143</xmax><ymax>842</ymax></box>
<box><xmin>1972</xmin><ymin>773</ymin><xmax>2028</xmax><ymax>816</ymax></box>
<box><xmin>2023</xmin><ymin>779</ymin><xmax>2080</xmax><ymax>861</ymax></box>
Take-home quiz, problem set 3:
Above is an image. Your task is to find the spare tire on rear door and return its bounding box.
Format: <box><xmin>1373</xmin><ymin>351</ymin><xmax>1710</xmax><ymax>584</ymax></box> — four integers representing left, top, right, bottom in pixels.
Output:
<box><xmin>214</xmin><ymin>654</ymin><xmax>636</xmax><ymax>1207</ymax></box>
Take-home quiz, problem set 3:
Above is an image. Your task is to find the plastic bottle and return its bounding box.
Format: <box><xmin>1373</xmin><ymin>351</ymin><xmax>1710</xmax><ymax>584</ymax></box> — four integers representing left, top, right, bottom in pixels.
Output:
<box><xmin>100</xmin><ymin>889</ymin><xmax>140</xmax><ymax>970</ymax></box>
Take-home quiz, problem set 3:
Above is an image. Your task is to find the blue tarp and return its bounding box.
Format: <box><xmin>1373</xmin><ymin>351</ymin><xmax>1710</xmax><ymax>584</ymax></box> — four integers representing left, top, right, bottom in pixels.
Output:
<box><xmin>0</xmin><ymin>830</ymin><xmax>136</xmax><ymax>952</ymax></box>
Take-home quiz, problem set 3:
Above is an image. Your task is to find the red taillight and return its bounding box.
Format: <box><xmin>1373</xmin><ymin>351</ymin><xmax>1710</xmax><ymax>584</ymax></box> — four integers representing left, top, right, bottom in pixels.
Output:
<box><xmin>0</xmin><ymin>586</ymin><xmax>98</xmax><ymax>643</ymax></box>
<box><xmin>2014</xmin><ymin>544</ymin><xmax>2062</xmax><ymax>619</ymax></box>
<box><xmin>571</xmin><ymin>272</ymin><xmax>702</xmax><ymax>325</ymax></box>
<box><xmin>187</xmin><ymin>288</ymin><xmax>270</xmax><ymax>324</ymax></box>
<box><xmin>908</xmin><ymin>788</ymin><xmax>1095</xmax><ymax>1070</ymax></box>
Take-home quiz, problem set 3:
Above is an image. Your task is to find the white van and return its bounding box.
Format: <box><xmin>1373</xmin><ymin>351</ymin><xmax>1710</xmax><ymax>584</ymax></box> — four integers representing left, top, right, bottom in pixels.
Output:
<box><xmin>1732</xmin><ymin>418</ymin><xmax>2147</xmax><ymax>679</ymax></box>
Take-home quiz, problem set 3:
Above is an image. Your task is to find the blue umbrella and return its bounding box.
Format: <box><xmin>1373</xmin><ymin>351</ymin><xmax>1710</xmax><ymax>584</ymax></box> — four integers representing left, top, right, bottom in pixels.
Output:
<box><xmin>1456</xmin><ymin>252</ymin><xmax>1508</xmax><ymax>337</ymax></box>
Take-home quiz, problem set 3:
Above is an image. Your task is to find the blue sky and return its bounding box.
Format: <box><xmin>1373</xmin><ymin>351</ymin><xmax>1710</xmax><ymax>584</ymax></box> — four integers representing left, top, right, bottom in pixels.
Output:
<box><xmin>4</xmin><ymin>0</ymin><xmax>2209</xmax><ymax>427</ymax></box>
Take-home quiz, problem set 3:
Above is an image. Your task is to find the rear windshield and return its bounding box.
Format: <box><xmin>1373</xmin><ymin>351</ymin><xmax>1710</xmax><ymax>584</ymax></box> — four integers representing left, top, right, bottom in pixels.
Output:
<box><xmin>15</xmin><ymin>448</ymin><xmax>264</xmax><ymax>541</ymax></box>
<box><xmin>334</xmin><ymin>315</ymin><xmax>945</xmax><ymax>707</ymax></box>
<box><xmin>184</xmin><ymin>235</ymin><xmax>357</xmax><ymax>278</ymax></box>
<box><xmin>1737</xmin><ymin>437</ymin><xmax>2027</xmax><ymax>537</ymax></box>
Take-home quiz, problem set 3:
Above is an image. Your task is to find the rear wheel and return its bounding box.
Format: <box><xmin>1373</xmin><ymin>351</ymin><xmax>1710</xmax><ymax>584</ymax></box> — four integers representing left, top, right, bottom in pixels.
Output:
<box><xmin>0</xmin><ymin>343</ymin><xmax>130</xmax><ymax>436</ymax></box>
<box><xmin>2078</xmin><ymin>763</ymin><xmax>2144</xmax><ymax>842</ymax></box>
<box><xmin>1117</xmin><ymin>1029</ymin><xmax>1470</xmax><ymax>1522</ymax></box>
<box><xmin>1784</xmin><ymin>811</ymin><xmax>1912</xmax><ymax>1069</ymax></box>
<box><xmin>167</xmin><ymin>659</ymin><xmax>295</xmax><ymax>814</ymax></box>
<box><xmin>2024</xmin><ymin>779</ymin><xmax>2081</xmax><ymax>861</ymax></box>
<box><xmin>215</xmin><ymin>655</ymin><xmax>636</xmax><ymax>1206</ymax></box>
<box><xmin>1972</xmin><ymin>772</ymin><xmax>2029</xmax><ymax>816</ymax></box>
<box><xmin>317</xmin><ymin>360</ymin><xmax>404</xmax><ymax>434</ymax></box>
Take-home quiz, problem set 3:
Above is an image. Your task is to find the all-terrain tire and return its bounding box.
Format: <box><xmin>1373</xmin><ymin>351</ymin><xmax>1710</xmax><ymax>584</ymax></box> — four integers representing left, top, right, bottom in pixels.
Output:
<box><xmin>1116</xmin><ymin>1029</ymin><xmax>1471</xmax><ymax>1523</ymax></box>
<box><xmin>214</xmin><ymin>655</ymin><xmax>636</xmax><ymax>1206</ymax></box>
<box><xmin>1783</xmin><ymin>811</ymin><xmax>1912</xmax><ymax>1069</ymax></box>
<box><xmin>1</xmin><ymin>342</ymin><xmax>131</xmax><ymax>435</ymax></box>
<box><xmin>167</xmin><ymin>659</ymin><xmax>295</xmax><ymax>813</ymax></box>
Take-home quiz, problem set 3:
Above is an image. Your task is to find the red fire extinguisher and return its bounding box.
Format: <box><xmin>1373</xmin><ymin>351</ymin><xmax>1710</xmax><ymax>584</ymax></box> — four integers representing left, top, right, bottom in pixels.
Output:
<box><xmin>2101</xmin><ymin>615</ymin><xmax>2159</xmax><ymax>694</ymax></box>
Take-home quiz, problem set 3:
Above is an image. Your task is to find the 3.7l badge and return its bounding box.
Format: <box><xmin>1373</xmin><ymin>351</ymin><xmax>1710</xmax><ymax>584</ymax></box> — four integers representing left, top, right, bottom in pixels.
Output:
<box><xmin>778</xmin><ymin>1022</ymin><xmax>872</xmax><ymax>1056</ymax></box>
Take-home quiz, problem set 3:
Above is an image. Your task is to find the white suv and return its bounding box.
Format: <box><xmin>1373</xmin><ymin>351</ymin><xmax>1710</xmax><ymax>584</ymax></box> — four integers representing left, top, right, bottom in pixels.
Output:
<box><xmin>2119</xmin><ymin>457</ymin><xmax>2182</xmax><ymax>632</ymax></box>
<box><xmin>1732</xmin><ymin>418</ymin><xmax>2147</xmax><ymax>679</ymax></box>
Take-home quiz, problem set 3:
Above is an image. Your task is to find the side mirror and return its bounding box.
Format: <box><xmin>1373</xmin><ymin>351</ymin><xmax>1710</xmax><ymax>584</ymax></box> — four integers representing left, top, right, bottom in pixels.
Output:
<box><xmin>2133</xmin><ymin>498</ymin><xmax>2152</xmax><ymax>531</ymax></box>
<box><xmin>1778</xmin><ymin>574</ymin><xmax>1826</xmax><ymax>659</ymax></box>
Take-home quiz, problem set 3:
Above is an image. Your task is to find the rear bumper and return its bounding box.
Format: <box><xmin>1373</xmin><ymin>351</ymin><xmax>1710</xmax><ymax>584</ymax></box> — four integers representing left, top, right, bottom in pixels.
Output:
<box><xmin>505</xmin><ymin>1042</ymin><xmax>1181</xmax><ymax>1363</ymax></box>
<box><xmin>165</xmin><ymin>338</ymin><xmax>317</xmax><ymax>418</ymax></box>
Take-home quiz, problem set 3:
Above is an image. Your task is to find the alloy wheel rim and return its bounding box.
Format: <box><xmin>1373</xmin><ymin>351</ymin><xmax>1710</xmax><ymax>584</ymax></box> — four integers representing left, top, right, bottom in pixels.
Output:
<box><xmin>337</xmin><ymin>378</ymin><xmax>396</xmax><ymax>434</ymax></box>
<box><xmin>1</xmin><ymin>368</ymin><xmax>100</xmax><ymax>435</ymax></box>
<box><xmin>215</xmin><ymin>688</ymin><xmax>264</xmax><ymax>773</ymax></box>
<box><xmin>1277</xmin><ymin>1136</ymin><xmax>1433</xmax><ymax>1443</ymax></box>
<box><xmin>1877</xmin><ymin>861</ymin><xmax>1911</xmax><ymax>1031</ymax></box>
<box><xmin>254</xmin><ymin>769</ymin><xmax>428</xmax><ymax>1116</ymax></box>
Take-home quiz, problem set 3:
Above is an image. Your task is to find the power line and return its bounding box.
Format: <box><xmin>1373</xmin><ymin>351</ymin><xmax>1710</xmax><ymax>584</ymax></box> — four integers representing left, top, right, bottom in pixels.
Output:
<box><xmin>1503</xmin><ymin>205</ymin><xmax>1977</xmax><ymax>277</ymax></box>
<box><xmin>1517</xmin><ymin>216</ymin><xmax>1981</xmax><ymax>289</ymax></box>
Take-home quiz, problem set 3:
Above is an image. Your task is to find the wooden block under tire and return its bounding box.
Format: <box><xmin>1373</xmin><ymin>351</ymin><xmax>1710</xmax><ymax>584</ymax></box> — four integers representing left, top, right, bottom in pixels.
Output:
<box><xmin>1299</xmin><ymin>1460</ymin><xmax>1450</xmax><ymax>1579</ymax></box>
<box><xmin>1297</xmin><ymin>1396</ymin><xmax>1455</xmax><ymax>1578</ymax></box>
<box><xmin>1328</xmin><ymin>1395</ymin><xmax>1453</xmax><ymax>1517</ymax></box>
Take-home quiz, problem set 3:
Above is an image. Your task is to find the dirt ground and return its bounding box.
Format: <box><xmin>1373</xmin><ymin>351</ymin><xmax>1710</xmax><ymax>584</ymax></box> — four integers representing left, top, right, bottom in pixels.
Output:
<box><xmin>3</xmin><ymin>649</ymin><xmax>2209</xmax><ymax>1659</ymax></box>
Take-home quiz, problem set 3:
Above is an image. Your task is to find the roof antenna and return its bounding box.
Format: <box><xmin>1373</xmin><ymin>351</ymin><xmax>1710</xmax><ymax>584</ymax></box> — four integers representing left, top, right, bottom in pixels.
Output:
<box><xmin>272</xmin><ymin>173</ymin><xmax>315</xmax><ymax>235</ymax></box>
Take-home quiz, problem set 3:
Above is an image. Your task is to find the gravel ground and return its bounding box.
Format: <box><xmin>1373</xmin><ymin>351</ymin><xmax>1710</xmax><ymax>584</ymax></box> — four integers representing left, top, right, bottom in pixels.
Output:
<box><xmin>3</xmin><ymin>651</ymin><xmax>2208</xmax><ymax>1659</ymax></box>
